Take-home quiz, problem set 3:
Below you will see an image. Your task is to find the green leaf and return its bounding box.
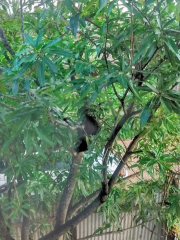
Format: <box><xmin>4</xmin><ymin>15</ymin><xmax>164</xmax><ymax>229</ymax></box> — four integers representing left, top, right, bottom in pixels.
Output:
<box><xmin>117</xmin><ymin>75</ymin><xmax>128</xmax><ymax>88</ymax></box>
<box><xmin>15</xmin><ymin>62</ymin><xmax>32</xmax><ymax>79</ymax></box>
<box><xmin>142</xmin><ymin>33</ymin><xmax>156</xmax><ymax>46</ymax></box>
<box><xmin>140</xmin><ymin>100</ymin><xmax>152</xmax><ymax>126</ymax></box>
<box><xmin>160</xmin><ymin>97</ymin><xmax>173</xmax><ymax>113</ymax></box>
<box><xmin>97</xmin><ymin>0</ymin><xmax>107</xmax><ymax>13</ymax></box>
<box><xmin>24</xmin><ymin>33</ymin><xmax>36</xmax><ymax>47</ymax></box>
<box><xmin>79</xmin><ymin>16</ymin><xmax>86</xmax><ymax>28</ymax></box>
<box><xmin>175</xmin><ymin>1</ymin><xmax>180</xmax><ymax>20</ymax></box>
<box><xmin>171</xmin><ymin>102</ymin><xmax>180</xmax><ymax>115</ymax></box>
<box><xmin>46</xmin><ymin>48</ymin><xmax>73</xmax><ymax>57</ymax></box>
<box><xmin>75</xmin><ymin>61</ymin><xmax>88</xmax><ymax>74</ymax></box>
<box><xmin>35</xmin><ymin>127</ymin><xmax>54</xmax><ymax>146</ymax></box>
<box><xmin>140</xmin><ymin>96</ymin><xmax>159</xmax><ymax>126</ymax></box>
<box><xmin>164</xmin><ymin>44</ymin><xmax>177</xmax><ymax>66</ymax></box>
<box><xmin>89</xmin><ymin>169</ymin><xmax>93</xmax><ymax>186</ymax></box>
<box><xmin>94</xmin><ymin>164</ymin><xmax>107</xmax><ymax>170</ymax></box>
<box><xmin>42</xmin><ymin>56</ymin><xmax>58</xmax><ymax>73</ymax></box>
<box><xmin>137</xmin><ymin>86</ymin><xmax>154</xmax><ymax>92</ymax></box>
<box><xmin>147</xmin><ymin>43</ymin><xmax>157</xmax><ymax>58</ymax></box>
<box><xmin>33</xmin><ymin>142</ymin><xmax>47</xmax><ymax>159</ymax></box>
<box><xmin>2</xmin><ymin>116</ymin><xmax>30</xmax><ymax>150</ymax></box>
<box><xmin>74</xmin><ymin>171</ymin><xmax>86</xmax><ymax>178</ymax></box>
<box><xmin>16</xmin><ymin>48</ymin><xmax>31</xmax><ymax>57</ymax></box>
<box><xmin>158</xmin><ymin>163</ymin><xmax>165</xmax><ymax>180</ymax></box>
<box><xmin>80</xmin><ymin>84</ymin><xmax>90</xmax><ymax>97</ymax></box>
<box><xmin>107</xmin><ymin>1</ymin><xmax>114</xmax><ymax>16</ymax></box>
<box><xmin>6</xmin><ymin>107</ymin><xmax>40</xmax><ymax>122</ymax></box>
<box><xmin>12</xmin><ymin>79</ymin><xmax>19</xmax><ymax>95</ymax></box>
<box><xmin>70</xmin><ymin>14</ymin><xmax>79</xmax><ymax>36</ymax></box>
<box><xmin>24</xmin><ymin>54</ymin><xmax>37</xmax><ymax>62</ymax></box>
<box><xmin>90</xmin><ymin>92</ymin><xmax>99</xmax><ymax>103</ymax></box>
<box><xmin>166</xmin><ymin>90</ymin><xmax>180</xmax><ymax>101</ymax></box>
<box><xmin>37</xmin><ymin>10</ymin><xmax>46</xmax><ymax>29</ymax></box>
<box><xmin>145</xmin><ymin>0</ymin><xmax>155</xmax><ymax>5</ymax></box>
<box><xmin>165</xmin><ymin>38</ymin><xmax>178</xmax><ymax>54</ymax></box>
<box><xmin>37</xmin><ymin>60</ymin><xmax>45</xmax><ymax>86</ymax></box>
<box><xmin>165</xmin><ymin>38</ymin><xmax>180</xmax><ymax>61</ymax></box>
<box><xmin>22</xmin><ymin>78</ymin><xmax>30</xmax><ymax>92</ymax></box>
<box><xmin>80</xmin><ymin>1</ymin><xmax>94</xmax><ymax>17</ymax></box>
<box><xmin>43</xmin><ymin>38</ymin><xmax>61</xmax><ymax>49</ymax></box>
<box><xmin>20</xmin><ymin>209</ymin><xmax>29</xmax><ymax>218</ymax></box>
<box><xmin>24</xmin><ymin>130</ymin><xmax>32</xmax><ymax>152</ymax></box>
<box><xmin>65</xmin><ymin>0</ymin><xmax>76</xmax><ymax>14</ymax></box>
<box><xmin>36</xmin><ymin>30</ymin><xmax>43</xmax><ymax>46</ymax></box>
<box><xmin>145</xmin><ymin>83</ymin><xmax>158</xmax><ymax>93</ymax></box>
<box><xmin>128</xmin><ymin>80</ymin><xmax>141</xmax><ymax>100</ymax></box>
<box><xmin>133</xmin><ymin>44</ymin><xmax>149</xmax><ymax>64</ymax></box>
<box><xmin>94</xmin><ymin>227</ymin><xmax>103</xmax><ymax>234</ymax></box>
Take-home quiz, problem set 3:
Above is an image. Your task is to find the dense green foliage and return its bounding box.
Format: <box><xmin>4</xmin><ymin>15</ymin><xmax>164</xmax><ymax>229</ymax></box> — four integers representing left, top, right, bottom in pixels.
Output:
<box><xmin>0</xmin><ymin>0</ymin><xmax>180</xmax><ymax>239</ymax></box>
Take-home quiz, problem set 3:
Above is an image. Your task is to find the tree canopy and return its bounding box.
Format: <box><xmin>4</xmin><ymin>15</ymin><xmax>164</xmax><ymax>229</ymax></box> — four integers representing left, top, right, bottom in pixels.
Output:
<box><xmin>0</xmin><ymin>0</ymin><xmax>180</xmax><ymax>239</ymax></box>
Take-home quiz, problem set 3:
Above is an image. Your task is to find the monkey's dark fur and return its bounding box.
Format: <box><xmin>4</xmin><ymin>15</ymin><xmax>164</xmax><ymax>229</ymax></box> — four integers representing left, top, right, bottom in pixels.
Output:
<box><xmin>76</xmin><ymin>113</ymin><xmax>100</xmax><ymax>152</ymax></box>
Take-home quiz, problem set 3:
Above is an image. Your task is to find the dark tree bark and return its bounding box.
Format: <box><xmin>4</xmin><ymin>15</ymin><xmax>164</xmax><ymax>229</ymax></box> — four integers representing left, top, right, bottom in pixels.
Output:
<box><xmin>0</xmin><ymin>25</ymin><xmax>15</xmax><ymax>56</ymax></box>
<box><xmin>0</xmin><ymin>207</ymin><xmax>15</xmax><ymax>240</ymax></box>
<box><xmin>167</xmin><ymin>234</ymin><xmax>174</xmax><ymax>240</ymax></box>
<box><xmin>70</xmin><ymin>226</ymin><xmax>77</xmax><ymax>240</ymax></box>
<box><xmin>21</xmin><ymin>213</ymin><xmax>30</xmax><ymax>240</ymax></box>
<box><xmin>54</xmin><ymin>152</ymin><xmax>83</xmax><ymax>240</ymax></box>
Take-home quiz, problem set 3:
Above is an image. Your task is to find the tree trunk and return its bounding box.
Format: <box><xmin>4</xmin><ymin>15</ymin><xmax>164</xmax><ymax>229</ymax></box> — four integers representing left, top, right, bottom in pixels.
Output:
<box><xmin>54</xmin><ymin>152</ymin><xmax>83</xmax><ymax>238</ymax></box>
<box><xmin>0</xmin><ymin>207</ymin><xmax>14</xmax><ymax>240</ymax></box>
<box><xmin>70</xmin><ymin>226</ymin><xmax>77</xmax><ymax>240</ymax></box>
<box><xmin>167</xmin><ymin>234</ymin><xmax>174</xmax><ymax>240</ymax></box>
<box><xmin>21</xmin><ymin>213</ymin><xmax>30</xmax><ymax>240</ymax></box>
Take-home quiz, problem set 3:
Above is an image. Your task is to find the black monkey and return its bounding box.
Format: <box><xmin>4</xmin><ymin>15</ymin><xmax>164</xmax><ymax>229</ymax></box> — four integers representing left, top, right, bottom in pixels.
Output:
<box><xmin>76</xmin><ymin>112</ymin><xmax>100</xmax><ymax>153</ymax></box>
<box><xmin>69</xmin><ymin>62</ymin><xmax>100</xmax><ymax>152</ymax></box>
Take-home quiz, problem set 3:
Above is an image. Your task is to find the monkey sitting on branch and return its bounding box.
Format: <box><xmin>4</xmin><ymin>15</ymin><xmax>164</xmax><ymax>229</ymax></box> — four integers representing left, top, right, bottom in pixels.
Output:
<box><xmin>76</xmin><ymin>109</ymin><xmax>100</xmax><ymax>153</ymax></box>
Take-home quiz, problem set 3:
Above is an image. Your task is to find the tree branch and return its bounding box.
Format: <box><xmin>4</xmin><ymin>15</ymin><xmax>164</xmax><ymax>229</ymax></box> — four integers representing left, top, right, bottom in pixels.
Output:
<box><xmin>38</xmin><ymin>196</ymin><xmax>102</xmax><ymax>240</ymax></box>
<box><xmin>67</xmin><ymin>188</ymin><xmax>101</xmax><ymax>218</ymax></box>
<box><xmin>0</xmin><ymin>206</ymin><xmax>15</xmax><ymax>240</ymax></box>
<box><xmin>0</xmin><ymin>25</ymin><xmax>15</xmax><ymax>56</ymax></box>
<box><xmin>112</xmin><ymin>84</ymin><xmax>122</xmax><ymax>102</ymax></box>
<box><xmin>54</xmin><ymin>120</ymin><xmax>83</xmax><ymax>131</ymax></box>
<box><xmin>108</xmin><ymin>132</ymin><xmax>141</xmax><ymax>189</ymax></box>
<box><xmin>102</xmin><ymin>103</ymin><xmax>134</xmax><ymax>195</ymax></box>
<box><xmin>38</xmin><ymin>131</ymin><xmax>145</xmax><ymax>240</ymax></box>
<box><xmin>55</xmin><ymin>152</ymin><xmax>84</xmax><ymax>229</ymax></box>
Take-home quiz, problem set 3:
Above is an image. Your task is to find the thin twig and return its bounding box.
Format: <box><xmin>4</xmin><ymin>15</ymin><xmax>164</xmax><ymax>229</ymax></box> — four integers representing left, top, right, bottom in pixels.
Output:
<box><xmin>20</xmin><ymin>0</ymin><xmax>25</xmax><ymax>44</ymax></box>
<box><xmin>48</xmin><ymin>110</ymin><xmax>83</xmax><ymax>131</ymax></box>
<box><xmin>8</xmin><ymin>161</ymin><xmax>20</xmax><ymax>206</ymax></box>
<box><xmin>105</xmin><ymin>88</ymin><xmax>116</xmax><ymax>117</ymax></box>
<box><xmin>130</xmin><ymin>0</ymin><xmax>134</xmax><ymax>78</ymax></box>
<box><xmin>0</xmin><ymin>101</ymin><xmax>15</xmax><ymax>110</ymax></box>
<box><xmin>85</xmin><ymin>17</ymin><xmax>101</xmax><ymax>29</ymax></box>
<box><xmin>104</xmin><ymin>16</ymin><xmax>109</xmax><ymax>71</ymax></box>
<box><xmin>103</xmin><ymin>16</ymin><xmax>116</xmax><ymax>118</ymax></box>
<box><xmin>0</xmin><ymin>94</ymin><xmax>26</xmax><ymax>101</ymax></box>
<box><xmin>78</xmin><ymin>218</ymin><xmax>155</xmax><ymax>240</ymax></box>
<box><xmin>114</xmin><ymin>105</ymin><xmax>122</xmax><ymax>128</ymax></box>
<box><xmin>112</xmin><ymin>84</ymin><xmax>121</xmax><ymax>102</ymax></box>
<box><xmin>55</xmin><ymin>120</ymin><xmax>83</xmax><ymax>131</ymax></box>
